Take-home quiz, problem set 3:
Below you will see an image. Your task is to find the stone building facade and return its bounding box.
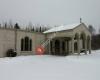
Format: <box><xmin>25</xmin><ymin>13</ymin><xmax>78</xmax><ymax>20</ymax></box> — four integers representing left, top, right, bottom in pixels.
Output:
<box><xmin>44</xmin><ymin>23</ymin><xmax>91</xmax><ymax>55</ymax></box>
<box><xmin>0</xmin><ymin>28</ymin><xmax>45</xmax><ymax>57</ymax></box>
<box><xmin>0</xmin><ymin>23</ymin><xmax>91</xmax><ymax>57</ymax></box>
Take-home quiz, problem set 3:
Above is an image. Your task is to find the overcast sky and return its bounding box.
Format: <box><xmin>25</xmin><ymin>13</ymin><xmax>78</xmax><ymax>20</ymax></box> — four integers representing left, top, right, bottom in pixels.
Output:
<box><xmin>0</xmin><ymin>0</ymin><xmax>100</xmax><ymax>30</ymax></box>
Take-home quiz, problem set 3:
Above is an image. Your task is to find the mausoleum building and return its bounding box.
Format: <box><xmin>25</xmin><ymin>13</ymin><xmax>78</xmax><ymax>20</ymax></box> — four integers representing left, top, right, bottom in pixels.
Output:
<box><xmin>0</xmin><ymin>23</ymin><xmax>91</xmax><ymax>57</ymax></box>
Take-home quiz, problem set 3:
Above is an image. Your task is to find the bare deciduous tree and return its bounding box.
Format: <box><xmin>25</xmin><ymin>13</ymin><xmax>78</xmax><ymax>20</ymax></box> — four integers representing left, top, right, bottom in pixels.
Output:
<box><xmin>99</xmin><ymin>28</ymin><xmax>100</xmax><ymax>34</ymax></box>
<box><xmin>8</xmin><ymin>20</ymin><xmax>13</xmax><ymax>28</ymax></box>
<box><xmin>28</xmin><ymin>22</ymin><xmax>33</xmax><ymax>30</ymax></box>
<box><xmin>88</xmin><ymin>25</ymin><xmax>95</xmax><ymax>35</ymax></box>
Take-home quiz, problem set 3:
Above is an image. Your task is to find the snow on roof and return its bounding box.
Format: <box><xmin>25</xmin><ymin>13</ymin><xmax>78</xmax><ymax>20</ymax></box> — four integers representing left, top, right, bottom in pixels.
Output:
<box><xmin>43</xmin><ymin>23</ymin><xmax>81</xmax><ymax>34</ymax></box>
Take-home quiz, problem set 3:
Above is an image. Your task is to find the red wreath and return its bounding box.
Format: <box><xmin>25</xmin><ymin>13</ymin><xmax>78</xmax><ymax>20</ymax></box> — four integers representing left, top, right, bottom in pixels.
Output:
<box><xmin>36</xmin><ymin>46</ymin><xmax>45</xmax><ymax>55</ymax></box>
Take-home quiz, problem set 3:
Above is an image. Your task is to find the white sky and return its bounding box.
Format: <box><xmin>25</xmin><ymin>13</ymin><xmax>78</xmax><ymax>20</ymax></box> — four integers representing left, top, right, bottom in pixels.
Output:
<box><xmin>0</xmin><ymin>0</ymin><xmax>100</xmax><ymax>31</ymax></box>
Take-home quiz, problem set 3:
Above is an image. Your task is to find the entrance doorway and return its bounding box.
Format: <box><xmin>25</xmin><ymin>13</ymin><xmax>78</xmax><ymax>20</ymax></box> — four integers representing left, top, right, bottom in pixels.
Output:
<box><xmin>55</xmin><ymin>40</ymin><xmax>60</xmax><ymax>55</ymax></box>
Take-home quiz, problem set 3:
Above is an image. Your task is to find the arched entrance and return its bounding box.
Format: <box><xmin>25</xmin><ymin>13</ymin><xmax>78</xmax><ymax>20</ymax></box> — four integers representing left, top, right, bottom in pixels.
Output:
<box><xmin>55</xmin><ymin>40</ymin><xmax>60</xmax><ymax>55</ymax></box>
<box><xmin>62</xmin><ymin>41</ymin><xmax>66</xmax><ymax>55</ymax></box>
<box><xmin>74</xmin><ymin>42</ymin><xmax>78</xmax><ymax>52</ymax></box>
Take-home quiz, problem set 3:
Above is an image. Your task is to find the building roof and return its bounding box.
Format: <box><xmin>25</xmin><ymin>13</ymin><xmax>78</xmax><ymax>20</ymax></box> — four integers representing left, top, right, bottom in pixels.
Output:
<box><xmin>43</xmin><ymin>23</ymin><xmax>81</xmax><ymax>34</ymax></box>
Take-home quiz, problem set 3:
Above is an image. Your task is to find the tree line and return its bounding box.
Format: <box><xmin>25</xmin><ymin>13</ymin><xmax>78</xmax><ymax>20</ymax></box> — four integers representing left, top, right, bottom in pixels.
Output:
<box><xmin>88</xmin><ymin>25</ymin><xmax>100</xmax><ymax>50</ymax></box>
<box><xmin>0</xmin><ymin>22</ymin><xmax>51</xmax><ymax>32</ymax></box>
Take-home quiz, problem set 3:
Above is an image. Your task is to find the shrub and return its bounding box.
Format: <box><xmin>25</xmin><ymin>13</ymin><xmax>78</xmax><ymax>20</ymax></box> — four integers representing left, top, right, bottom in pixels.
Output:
<box><xmin>6</xmin><ymin>49</ymin><xmax>17</xmax><ymax>57</ymax></box>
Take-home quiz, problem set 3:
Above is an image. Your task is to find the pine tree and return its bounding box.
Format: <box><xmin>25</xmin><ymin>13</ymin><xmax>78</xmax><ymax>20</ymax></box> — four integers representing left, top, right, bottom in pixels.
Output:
<box><xmin>14</xmin><ymin>23</ymin><xmax>20</xmax><ymax>29</ymax></box>
<box><xmin>4</xmin><ymin>22</ymin><xmax>7</xmax><ymax>28</ymax></box>
<box><xmin>40</xmin><ymin>26</ymin><xmax>42</xmax><ymax>32</ymax></box>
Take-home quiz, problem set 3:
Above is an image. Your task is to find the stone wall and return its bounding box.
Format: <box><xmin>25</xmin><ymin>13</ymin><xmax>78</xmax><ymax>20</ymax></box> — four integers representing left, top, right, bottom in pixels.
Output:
<box><xmin>0</xmin><ymin>28</ymin><xmax>45</xmax><ymax>57</ymax></box>
<box><xmin>0</xmin><ymin>29</ymin><xmax>15</xmax><ymax>57</ymax></box>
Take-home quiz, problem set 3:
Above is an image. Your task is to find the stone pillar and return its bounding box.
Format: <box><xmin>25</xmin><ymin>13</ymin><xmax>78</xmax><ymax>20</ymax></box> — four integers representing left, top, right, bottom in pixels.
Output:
<box><xmin>49</xmin><ymin>40</ymin><xmax>51</xmax><ymax>55</ymax></box>
<box><xmin>15</xmin><ymin>29</ymin><xmax>17</xmax><ymax>51</ymax></box>
<box><xmin>50</xmin><ymin>40</ymin><xmax>53</xmax><ymax>54</ymax></box>
<box><xmin>89</xmin><ymin>38</ymin><xmax>91</xmax><ymax>54</ymax></box>
<box><xmin>65</xmin><ymin>41</ymin><xmax>67</xmax><ymax>53</ymax></box>
<box><xmin>66</xmin><ymin>40</ymin><xmax>69</xmax><ymax>55</ymax></box>
<box><xmin>84</xmin><ymin>37</ymin><xmax>87</xmax><ymax>54</ymax></box>
<box><xmin>52</xmin><ymin>40</ymin><xmax>55</xmax><ymax>55</ymax></box>
<box><xmin>71</xmin><ymin>36</ymin><xmax>74</xmax><ymax>54</ymax></box>
<box><xmin>50</xmin><ymin>40</ymin><xmax>53</xmax><ymax>53</ymax></box>
<box><xmin>77</xmin><ymin>37</ymin><xmax>80</xmax><ymax>55</ymax></box>
<box><xmin>28</xmin><ymin>40</ymin><xmax>30</xmax><ymax>51</ymax></box>
<box><xmin>23</xmin><ymin>39</ymin><xmax>25</xmax><ymax>51</ymax></box>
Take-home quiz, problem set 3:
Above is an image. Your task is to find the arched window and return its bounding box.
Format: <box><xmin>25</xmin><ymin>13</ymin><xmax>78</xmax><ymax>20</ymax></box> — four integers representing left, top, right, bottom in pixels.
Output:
<box><xmin>30</xmin><ymin>39</ymin><xmax>32</xmax><ymax>51</ymax></box>
<box><xmin>21</xmin><ymin>39</ymin><xmax>24</xmax><ymax>51</ymax></box>
<box><xmin>25</xmin><ymin>37</ymin><xmax>29</xmax><ymax>51</ymax></box>
<box><xmin>21</xmin><ymin>36</ymin><xmax>32</xmax><ymax>51</ymax></box>
<box><xmin>74</xmin><ymin>33</ymin><xmax>79</xmax><ymax>40</ymax></box>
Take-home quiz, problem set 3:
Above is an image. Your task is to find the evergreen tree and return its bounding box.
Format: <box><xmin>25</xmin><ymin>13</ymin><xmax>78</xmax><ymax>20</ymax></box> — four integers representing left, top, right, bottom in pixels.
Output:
<box><xmin>99</xmin><ymin>28</ymin><xmax>100</xmax><ymax>34</ymax></box>
<box><xmin>8</xmin><ymin>20</ymin><xmax>13</xmax><ymax>28</ymax></box>
<box><xmin>36</xmin><ymin>27</ymin><xmax>38</xmax><ymax>32</ymax></box>
<box><xmin>40</xmin><ymin>26</ymin><xmax>42</xmax><ymax>32</ymax></box>
<box><xmin>31</xmin><ymin>26</ymin><xmax>34</xmax><ymax>32</ymax></box>
<box><xmin>14</xmin><ymin>23</ymin><xmax>20</xmax><ymax>29</ymax></box>
<box><xmin>0</xmin><ymin>24</ymin><xmax>1</xmax><ymax>28</ymax></box>
<box><xmin>88</xmin><ymin>25</ymin><xmax>95</xmax><ymax>35</ymax></box>
<box><xmin>4</xmin><ymin>22</ymin><xmax>7</xmax><ymax>28</ymax></box>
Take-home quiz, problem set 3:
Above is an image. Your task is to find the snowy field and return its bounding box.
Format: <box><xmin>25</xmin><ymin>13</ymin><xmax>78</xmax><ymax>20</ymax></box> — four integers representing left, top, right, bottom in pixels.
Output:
<box><xmin>0</xmin><ymin>50</ymin><xmax>100</xmax><ymax>80</ymax></box>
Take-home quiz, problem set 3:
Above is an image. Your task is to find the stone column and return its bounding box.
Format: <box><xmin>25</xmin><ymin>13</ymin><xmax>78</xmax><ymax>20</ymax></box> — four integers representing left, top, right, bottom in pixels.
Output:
<box><xmin>49</xmin><ymin>40</ymin><xmax>51</xmax><ymax>55</ymax></box>
<box><xmin>52</xmin><ymin>40</ymin><xmax>55</xmax><ymax>55</ymax></box>
<box><xmin>71</xmin><ymin>36</ymin><xmax>74</xmax><ymax>54</ymax></box>
<box><xmin>23</xmin><ymin>39</ymin><xmax>25</xmax><ymax>51</ymax></box>
<box><xmin>77</xmin><ymin>37</ymin><xmax>80</xmax><ymax>55</ymax></box>
<box><xmin>85</xmin><ymin>37</ymin><xmax>87</xmax><ymax>54</ymax></box>
<box><xmin>50</xmin><ymin>40</ymin><xmax>53</xmax><ymax>54</ymax></box>
<box><xmin>66</xmin><ymin>40</ymin><xmax>69</xmax><ymax>54</ymax></box>
<box><xmin>89</xmin><ymin>38</ymin><xmax>91</xmax><ymax>54</ymax></box>
<box><xmin>65</xmin><ymin>41</ymin><xmax>67</xmax><ymax>53</ymax></box>
<box><xmin>15</xmin><ymin>29</ymin><xmax>17</xmax><ymax>51</ymax></box>
<box><xmin>28</xmin><ymin>39</ymin><xmax>30</xmax><ymax>51</ymax></box>
<box><xmin>50</xmin><ymin>40</ymin><xmax>53</xmax><ymax>53</ymax></box>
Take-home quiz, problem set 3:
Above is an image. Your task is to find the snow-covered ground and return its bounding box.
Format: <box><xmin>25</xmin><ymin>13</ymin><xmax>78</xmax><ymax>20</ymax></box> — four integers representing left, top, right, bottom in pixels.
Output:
<box><xmin>0</xmin><ymin>50</ymin><xmax>100</xmax><ymax>80</ymax></box>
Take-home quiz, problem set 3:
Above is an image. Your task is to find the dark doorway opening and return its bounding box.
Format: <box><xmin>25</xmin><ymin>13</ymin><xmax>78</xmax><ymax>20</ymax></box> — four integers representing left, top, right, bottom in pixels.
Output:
<box><xmin>74</xmin><ymin>42</ymin><xmax>78</xmax><ymax>52</ymax></box>
<box><xmin>55</xmin><ymin>40</ymin><xmax>60</xmax><ymax>55</ymax></box>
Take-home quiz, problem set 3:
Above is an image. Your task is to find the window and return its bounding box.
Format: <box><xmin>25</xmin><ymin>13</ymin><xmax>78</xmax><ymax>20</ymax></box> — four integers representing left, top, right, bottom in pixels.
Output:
<box><xmin>21</xmin><ymin>36</ymin><xmax>32</xmax><ymax>51</ymax></box>
<box><xmin>25</xmin><ymin>37</ymin><xmax>29</xmax><ymax>51</ymax></box>
<box><xmin>21</xmin><ymin>39</ymin><xmax>24</xmax><ymax>51</ymax></box>
<box><xmin>30</xmin><ymin>39</ymin><xmax>32</xmax><ymax>51</ymax></box>
<box><xmin>74</xmin><ymin>33</ymin><xmax>79</xmax><ymax>40</ymax></box>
